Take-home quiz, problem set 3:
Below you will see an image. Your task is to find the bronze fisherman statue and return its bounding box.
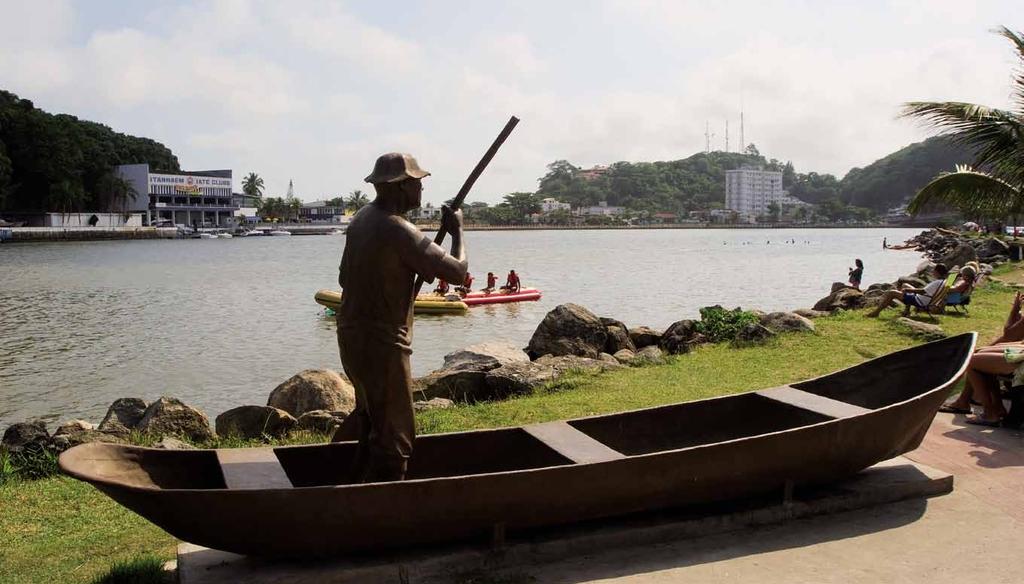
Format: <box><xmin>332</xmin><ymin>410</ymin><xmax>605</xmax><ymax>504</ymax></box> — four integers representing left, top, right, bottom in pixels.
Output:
<box><xmin>331</xmin><ymin>153</ymin><xmax>468</xmax><ymax>482</ymax></box>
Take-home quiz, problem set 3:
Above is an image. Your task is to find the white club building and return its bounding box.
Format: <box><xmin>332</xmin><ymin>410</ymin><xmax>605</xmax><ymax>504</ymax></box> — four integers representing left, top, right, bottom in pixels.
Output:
<box><xmin>116</xmin><ymin>164</ymin><xmax>236</xmax><ymax>227</ymax></box>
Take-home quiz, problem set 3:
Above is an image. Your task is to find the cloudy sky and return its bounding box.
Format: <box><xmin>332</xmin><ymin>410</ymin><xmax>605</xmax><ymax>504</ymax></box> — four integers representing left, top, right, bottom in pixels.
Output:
<box><xmin>0</xmin><ymin>0</ymin><xmax>1020</xmax><ymax>204</ymax></box>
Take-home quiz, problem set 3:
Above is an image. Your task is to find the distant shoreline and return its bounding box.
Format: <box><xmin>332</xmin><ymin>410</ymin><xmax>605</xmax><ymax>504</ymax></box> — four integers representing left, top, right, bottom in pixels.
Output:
<box><xmin>2</xmin><ymin>222</ymin><xmax>926</xmax><ymax>243</ymax></box>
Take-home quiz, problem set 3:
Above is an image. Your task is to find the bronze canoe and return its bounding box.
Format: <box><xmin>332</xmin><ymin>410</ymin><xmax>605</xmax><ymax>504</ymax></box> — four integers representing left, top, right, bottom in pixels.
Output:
<box><xmin>59</xmin><ymin>333</ymin><xmax>976</xmax><ymax>558</ymax></box>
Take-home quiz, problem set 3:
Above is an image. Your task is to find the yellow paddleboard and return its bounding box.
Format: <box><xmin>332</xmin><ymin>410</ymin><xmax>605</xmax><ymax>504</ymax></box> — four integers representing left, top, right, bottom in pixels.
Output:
<box><xmin>314</xmin><ymin>289</ymin><xmax>468</xmax><ymax>315</ymax></box>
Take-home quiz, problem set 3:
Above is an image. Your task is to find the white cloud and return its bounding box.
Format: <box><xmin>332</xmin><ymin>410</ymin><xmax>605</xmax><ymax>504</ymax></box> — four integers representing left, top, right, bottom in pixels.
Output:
<box><xmin>1</xmin><ymin>0</ymin><xmax>1020</xmax><ymax>203</ymax></box>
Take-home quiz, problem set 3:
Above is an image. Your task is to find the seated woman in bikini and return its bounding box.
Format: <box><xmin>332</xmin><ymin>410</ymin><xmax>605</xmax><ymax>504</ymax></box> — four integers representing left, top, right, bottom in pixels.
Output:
<box><xmin>940</xmin><ymin>288</ymin><xmax>1023</xmax><ymax>426</ymax></box>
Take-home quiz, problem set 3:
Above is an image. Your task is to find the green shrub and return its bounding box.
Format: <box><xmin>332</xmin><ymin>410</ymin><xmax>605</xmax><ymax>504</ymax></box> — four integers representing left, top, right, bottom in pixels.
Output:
<box><xmin>695</xmin><ymin>306</ymin><xmax>760</xmax><ymax>342</ymax></box>
<box><xmin>11</xmin><ymin>445</ymin><xmax>61</xmax><ymax>480</ymax></box>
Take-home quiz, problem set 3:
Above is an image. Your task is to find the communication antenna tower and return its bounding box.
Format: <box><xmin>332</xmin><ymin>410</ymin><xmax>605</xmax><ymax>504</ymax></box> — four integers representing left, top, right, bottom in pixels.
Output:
<box><xmin>740</xmin><ymin>111</ymin><xmax>745</xmax><ymax>154</ymax></box>
<box><xmin>704</xmin><ymin>121</ymin><xmax>712</xmax><ymax>153</ymax></box>
<box><xmin>725</xmin><ymin>120</ymin><xmax>730</xmax><ymax>153</ymax></box>
<box><xmin>286</xmin><ymin>179</ymin><xmax>294</xmax><ymax>198</ymax></box>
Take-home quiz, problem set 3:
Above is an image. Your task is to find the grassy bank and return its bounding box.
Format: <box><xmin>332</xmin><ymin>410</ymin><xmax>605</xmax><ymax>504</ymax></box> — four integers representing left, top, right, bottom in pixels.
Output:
<box><xmin>1</xmin><ymin>266</ymin><xmax>1018</xmax><ymax>584</ymax></box>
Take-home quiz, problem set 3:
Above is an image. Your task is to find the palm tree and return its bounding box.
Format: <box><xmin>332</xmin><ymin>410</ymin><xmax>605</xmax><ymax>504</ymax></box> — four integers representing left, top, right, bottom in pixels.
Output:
<box><xmin>242</xmin><ymin>173</ymin><xmax>265</xmax><ymax>198</ymax></box>
<box><xmin>902</xmin><ymin>26</ymin><xmax>1024</xmax><ymax>220</ymax></box>
<box><xmin>345</xmin><ymin>190</ymin><xmax>368</xmax><ymax>212</ymax></box>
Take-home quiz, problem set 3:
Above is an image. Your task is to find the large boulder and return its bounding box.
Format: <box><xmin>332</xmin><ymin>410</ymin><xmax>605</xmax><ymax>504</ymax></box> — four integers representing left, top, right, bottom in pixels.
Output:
<box><xmin>440</xmin><ymin>341</ymin><xmax>530</xmax><ymax>372</ymax></box>
<box><xmin>865</xmin><ymin>282</ymin><xmax>894</xmax><ymax>292</ymax></box>
<box><xmin>632</xmin><ymin>345</ymin><xmax>666</xmax><ymax>365</ymax></box>
<box><xmin>1</xmin><ymin>421</ymin><xmax>50</xmax><ymax>453</ymax></box>
<box><xmin>978</xmin><ymin>237</ymin><xmax>1009</xmax><ymax>260</ymax></box>
<box><xmin>734</xmin><ymin>323</ymin><xmax>776</xmax><ymax>345</ymax></box>
<box><xmin>268</xmin><ymin>369</ymin><xmax>356</xmax><ymax>418</ymax></box>
<box><xmin>137</xmin><ymin>397</ymin><xmax>215</xmax><ymax>442</ymax></box>
<box><xmin>897</xmin><ymin>276</ymin><xmax>927</xmax><ymax>289</ymax></box>
<box><xmin>527</xmin><ymin>304</ymin><xmax>608</xmax><ymax>359</ymax></box>
<box><xmin>628</xmin><ymin>326</ymin><xmax>663</xmax><ymax>349</ymax></box>
<box><xmin>534</xmin><ymin>354</ymin><xmax>623</xmax><ymax>375</ymax></box>
<box><xmin>215</xmin><ymin>406</ymin><xmax>296</xmax><ymax>439</ymax></box>
<box><xmin>296</xmin><ymin>410</ymin><xmax>349</xmax><ymax>433</ymax></box>
<box><xmin>600</xmin><ymin>317</ymin><xmax>636</xmax><ymax>354</ymax></box>
<box><xmin>793</xmin><ymin>308</ymin><xmax>829</xmax><ymax>319</ymax></box>
<box><xmin>895</xmin><ymin>317</ymin><xmax>947</xmax><ymax>341</ymax></box>
<box><xmin>50</xmin><ymin>421</ymin><xmax>126</xmax><ymax>452</ymax></box>
<box><xmin>152</xmin><ymin>437</ymin><xmax>196</xmax><ymax>450</ymax></box>
<box><xmin>413</xmin><ymin>398</ymin><xmax>454</xmax><ymax>413</ymax></box>
<box><xmin>759</xmin><ymin>312</ymin><xmax>815</xmax><ymax>334</ymax></box>
<box><xmin>484</xmin><ymin>361</ymin><xmax>560</xmax><ymax>397</ymax></box>
<box><xmin>940</xmin><ymin>243</ymin><xmax>978</xmax><ymax>269</ymax></box>
<box><xmin>98</xmin><ymin>397</ymin><xmax>148</xmax><ymax>435</ymax></box>
<box><xmin>612</xmin><ymin>349</ymin><xmax>636</xmax><ymax>364</ymax></box>
<box><xmin>660</xmin><ymin>319</ymin><xmax>703</xmax><ymax>355</ymax></box>
<box><xmin>812</xmin><ymin>286</ymin><xmax>865</xmax><ymax>312</ymax></box>
<box><xmin>414</xmin><ymin>369</ymin><xmax>489</xmax><ymax>402</ymax></box>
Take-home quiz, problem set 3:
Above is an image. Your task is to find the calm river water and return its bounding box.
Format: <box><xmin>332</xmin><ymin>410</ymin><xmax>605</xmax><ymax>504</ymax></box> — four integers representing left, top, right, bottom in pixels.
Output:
<box><xmin>0</xmin><ymin>228</ymin><xmax>925</xmax><ymax>426</ymax></box>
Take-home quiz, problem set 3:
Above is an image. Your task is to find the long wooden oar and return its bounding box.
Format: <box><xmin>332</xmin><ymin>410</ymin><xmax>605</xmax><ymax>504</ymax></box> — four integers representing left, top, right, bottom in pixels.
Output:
<box><xmin>413</xmin><ymin>115</ymin><xmax>520</xmax><ymax>296</ymax></box>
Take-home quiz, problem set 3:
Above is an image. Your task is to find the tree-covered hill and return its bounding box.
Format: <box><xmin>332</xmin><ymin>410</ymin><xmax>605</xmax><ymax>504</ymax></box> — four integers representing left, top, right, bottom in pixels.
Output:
<box><xmin>839</xmin><ymin>136</ymin><xmax>973</xmax><ymax>211</ymax></box>
<box><xmin>0</xmin><ymin>89</ymin><xmax>179</xmax><ymax>213</ymax></box>
<box><xmin>531</xmin><ymin>135</ymin><xmax>974</xmax><ymax>216</ymax></box>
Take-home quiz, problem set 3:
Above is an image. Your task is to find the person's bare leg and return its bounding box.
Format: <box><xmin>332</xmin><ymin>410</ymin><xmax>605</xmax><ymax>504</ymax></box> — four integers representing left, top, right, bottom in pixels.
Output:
<box><xmin>866</xmin><ymin>290</ymin><xmax>903</xmax><ymax>317</ymax></box>
<box><xmin>965</xmin><ymin>352</ymin><xmax>1014</xmax><ymax>422</ymax></box>
<box><xmin>943</xmin><ymin>377</ymin><xmax>976</xmax><ymax>411</ymax></box>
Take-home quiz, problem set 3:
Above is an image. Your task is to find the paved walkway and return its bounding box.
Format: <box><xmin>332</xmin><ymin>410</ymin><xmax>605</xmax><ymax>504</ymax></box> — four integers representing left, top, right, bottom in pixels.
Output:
<box><xmin>512</xmin><ymin>413</ymin><xmax>1024</xmax><ymax>583</ymax></box>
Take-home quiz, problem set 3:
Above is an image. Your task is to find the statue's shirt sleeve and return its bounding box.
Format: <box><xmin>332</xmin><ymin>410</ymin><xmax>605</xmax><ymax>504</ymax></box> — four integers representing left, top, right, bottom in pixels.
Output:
<box><xmin>394</xmin><ymin>223</ymin><xmax>447</xmax><ymax>285</ymax></box>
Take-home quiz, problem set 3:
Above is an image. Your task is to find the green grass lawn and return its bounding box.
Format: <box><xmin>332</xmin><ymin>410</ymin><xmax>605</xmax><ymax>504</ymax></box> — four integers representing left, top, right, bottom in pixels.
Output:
<box><xmin>1</xmin><ymin>266</ymin><xmax>1017</xmax><ymax>584</ymax></box>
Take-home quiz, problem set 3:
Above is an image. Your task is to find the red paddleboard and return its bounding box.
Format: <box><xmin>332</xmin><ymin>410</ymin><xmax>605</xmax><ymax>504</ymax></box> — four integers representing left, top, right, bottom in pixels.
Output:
<box><xmin>462</xmin><ymin>287</ymin><xmax>542</xmax><ymax>306</ymax></box>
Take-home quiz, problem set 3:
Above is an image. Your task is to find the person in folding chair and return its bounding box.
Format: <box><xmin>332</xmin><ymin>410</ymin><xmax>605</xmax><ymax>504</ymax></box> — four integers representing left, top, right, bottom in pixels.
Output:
<box><xmin>945</xmin><ymin>264</ymin><xmax>978</xmax><ymax>313</ymax></box>
<box><xmin>865</xmin><ymin>263</ymin><xmax>949</xmax><ymax>318</ymax></box>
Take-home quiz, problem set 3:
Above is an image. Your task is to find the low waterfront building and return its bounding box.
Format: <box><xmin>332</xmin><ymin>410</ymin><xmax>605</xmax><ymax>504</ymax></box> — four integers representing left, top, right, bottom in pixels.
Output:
<box><xmin>232</xmin><ymin>193</ymin><xmax>261</xmax><ymax>223</ymax></box>
<box><xmin>576</xmin><ymin>201</ymin><xmax>625</xmax><ymax>217</ymax></box>
<box><xmin>12</xmin><ymin>212</ymin><xmax>144</xmax><ymax>227</ymax></box>
<box><xmin>540</xmin><ymin>197</ymin><xmax>571</xmax><ymax>214</ymax></box>
<box><xmin>413</xmin><ymin>203</ymin><xmax>443</xmax><ymax>221</ymax></box>
<box><xmin>116</xmin><ymin>164</ymin><xmax>236</xmax><ymax>227</ymax></box>
<box><xmin>299</xmin><ymin>200</ymin><xmax>348</xmax><ymax>223</ymax></box>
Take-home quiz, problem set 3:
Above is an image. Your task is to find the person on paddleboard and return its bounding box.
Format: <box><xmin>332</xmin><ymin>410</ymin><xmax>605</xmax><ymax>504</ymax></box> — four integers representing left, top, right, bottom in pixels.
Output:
<box><xmin>332</xmin><ymin>152</ymin><xmax>468</xmax><ymax>482</ymax></box>
<box><xmin>502</xmin><ymin>269</ymin><xmax>521</xmax><ymax>294</ymax></box>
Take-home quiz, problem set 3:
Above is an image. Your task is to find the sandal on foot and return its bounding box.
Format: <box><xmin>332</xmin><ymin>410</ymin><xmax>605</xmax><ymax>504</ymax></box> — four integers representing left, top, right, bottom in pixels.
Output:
<box><xmin>965</xmin><ymin>417</ymin><xmax>1003</xmax><ymax>427</ymax></box>
<box><xmin>938</xmin><ymin>404</ymin><xmax>972</xmax><ymax>414</ymax></box>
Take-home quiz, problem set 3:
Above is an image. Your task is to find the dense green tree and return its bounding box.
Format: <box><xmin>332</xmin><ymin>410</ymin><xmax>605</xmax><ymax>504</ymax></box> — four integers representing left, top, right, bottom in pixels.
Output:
<box><xmin>501</xmin><ymin>192</ymin><xmax>542</xmax><ymax>220</ymax></box>
<box><xmin>242</xmin><ymin>172</ymin><xmax>264</xmax><ymax>198</ymax></box>
<box><xmin>345</xmin><ymin>189</ymin><xmax>369</xmax><ymax>212</ymax></box>
<box><xmin>901</xmin><ymin>26</ymin><xmax>1024</xmax><ymax>220</ymax></box>
<box><xmin>0</xmin><ymin>89</ymin><xmax>178</xmax><ymax>213</ymax></box>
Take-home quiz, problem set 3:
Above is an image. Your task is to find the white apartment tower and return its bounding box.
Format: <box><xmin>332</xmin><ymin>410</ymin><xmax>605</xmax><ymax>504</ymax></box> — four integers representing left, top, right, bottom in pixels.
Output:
<box><xmin>725</xmin><ymin>167</ymin><xmax>786</xmax><ymax>221</ymax></box>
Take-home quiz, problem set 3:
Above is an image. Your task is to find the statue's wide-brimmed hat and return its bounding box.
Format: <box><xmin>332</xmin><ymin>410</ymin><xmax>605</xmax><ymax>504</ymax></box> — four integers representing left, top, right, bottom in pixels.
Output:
<box><xmin>364</xmin><ymin>153</ymin><xmax>431</xmax><ymax>184</ymax></box>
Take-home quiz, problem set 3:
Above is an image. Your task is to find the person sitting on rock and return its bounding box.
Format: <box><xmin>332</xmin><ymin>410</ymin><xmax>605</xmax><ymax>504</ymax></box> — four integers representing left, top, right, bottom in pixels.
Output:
<box><xmin>865</xmin><ymin>263</ymin><xmax>949</xmax><ymax>318</ymax></box>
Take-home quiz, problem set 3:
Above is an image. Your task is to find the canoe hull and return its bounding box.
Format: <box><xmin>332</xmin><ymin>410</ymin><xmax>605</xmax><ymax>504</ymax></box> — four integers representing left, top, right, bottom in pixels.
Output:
<box><xmin>60</xmin><ymin>334</ymin><xmax>974</xmax><ymax>558</ymax></box>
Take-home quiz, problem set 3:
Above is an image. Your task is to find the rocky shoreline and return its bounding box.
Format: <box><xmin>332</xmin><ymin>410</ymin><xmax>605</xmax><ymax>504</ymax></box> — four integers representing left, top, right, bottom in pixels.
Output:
<box><xmin>1</xmin><ymin>228</ymin><xmax>1009</xmax><ymax>457</ymax></box>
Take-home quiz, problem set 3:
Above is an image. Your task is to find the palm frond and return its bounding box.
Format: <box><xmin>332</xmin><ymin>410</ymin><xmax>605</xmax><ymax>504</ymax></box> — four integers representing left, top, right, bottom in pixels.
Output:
<box><xmin>908</xmin><ymin>166</ymin><xmax>1023</xmax><ymax>218</ymax></box>
<box><xmin>994</xmin><ymin>27</ymin><xmax>1024</xmax><ymax>113</ymax></box>
<box><xmin>899</xmin><ymin>102</ymin><xmax>1023</xmax><ymax>173</ymax></box>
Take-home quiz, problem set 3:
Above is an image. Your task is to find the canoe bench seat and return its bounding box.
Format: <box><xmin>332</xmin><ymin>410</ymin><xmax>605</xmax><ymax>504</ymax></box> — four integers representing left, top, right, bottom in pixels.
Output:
<box><xmin>757</xmin><ymin>385</ymin><xmax>870</xmax><ymax>419</ymax></box>
<box><xmin>523</xmin><ymin>421</ymin><xmax>626</xmax><ymax>464</ymax></box>
<box><xmin>217</xmin><ymin>448</ymin><xmax>293</xmax><ymax>489</ymax></box>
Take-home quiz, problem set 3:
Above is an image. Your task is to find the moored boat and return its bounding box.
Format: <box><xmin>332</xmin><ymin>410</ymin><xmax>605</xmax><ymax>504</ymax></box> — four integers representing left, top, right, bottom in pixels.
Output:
<box><xmin>59</xmin><ymin>334</ymin><xmax>975</xmax><ymax>558</ymax></box>
<box><xmin>268</xmin><ymin>230</ymin><xmax>292</xmax><ymax>236</ymax></box>
<box><xmin>313</xmin><ymin>289</ymin><xmax>468</xmax><ymax>315</ymax></box>
<box><xmin>462</xmin><ymin>287</ymin><xmax>542</xmax><ymax>306</ymax></box>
